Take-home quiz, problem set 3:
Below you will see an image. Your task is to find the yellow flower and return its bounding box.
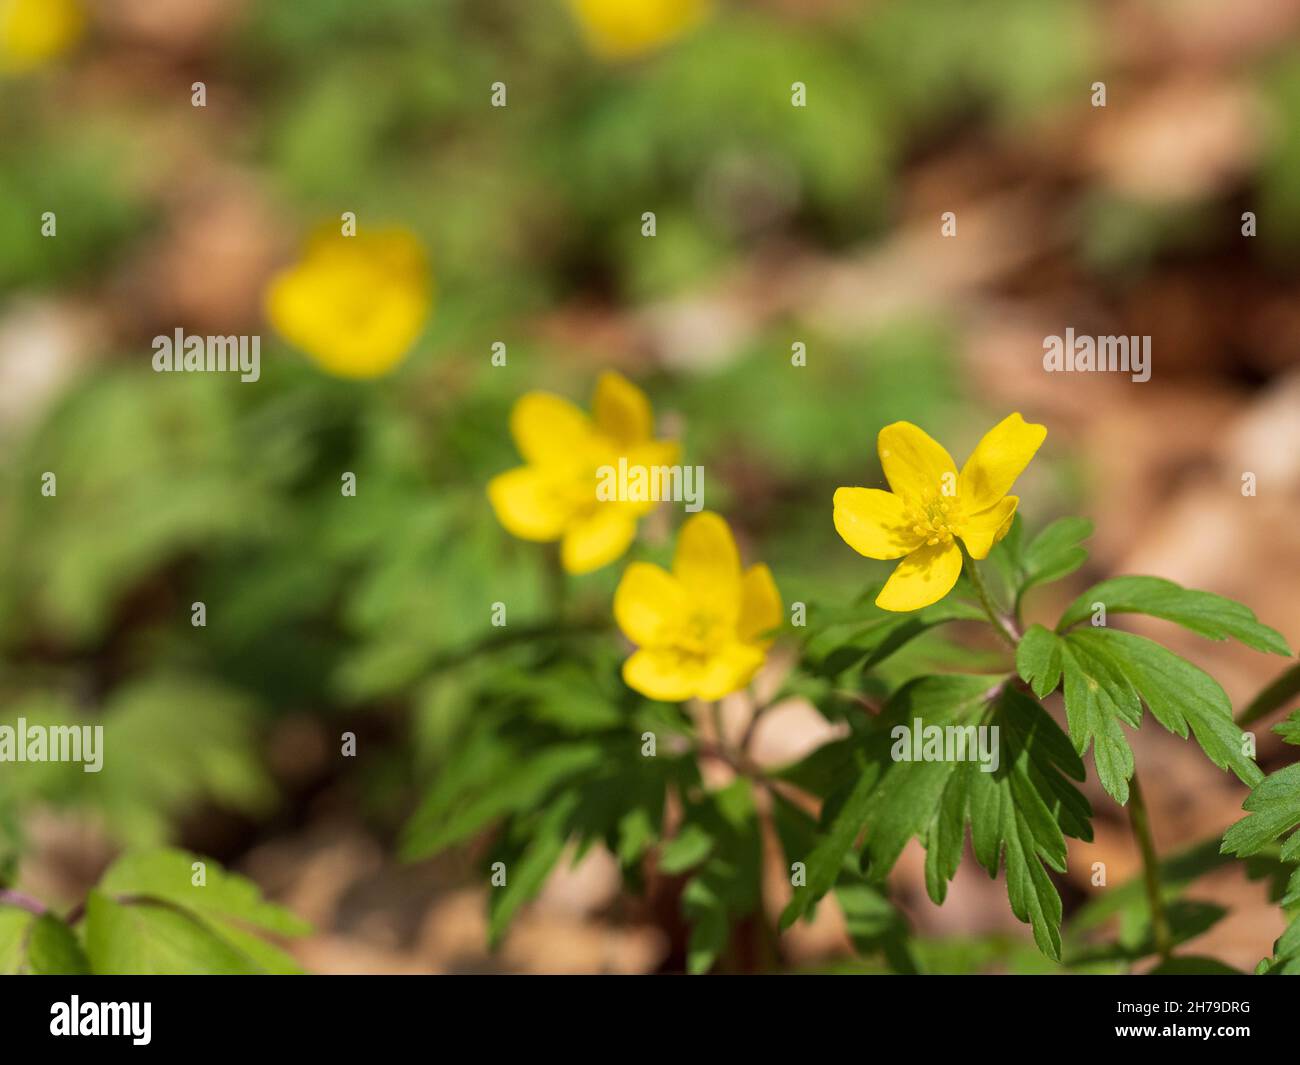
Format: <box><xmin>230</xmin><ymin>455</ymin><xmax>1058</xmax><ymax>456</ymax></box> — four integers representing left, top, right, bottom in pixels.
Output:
<box><xmin>566</xmin><ymin>0</ymin><xmax>710</xmax><ymax>60</ymax></box>
<box><xmin>487</xmin><ymin>371</ymin><xmax>680</xmax><ymax>574</ymax></box>
<box><xmin>265</xmin><ymin>227</ymin><xmax>431</xmax><ymax>379</ymax></box>
<box><xmin>1</xmin><ymin>0</ymin><xmax>83</xmax><ymax>73</ymax></box>
<box><xmin>833</xmin><ymin>413</ymin><xmax>1047</xmax><ymax>613</ymax></box>
<box><xmin>614</xmin><ymin>512</ymin><xmax>781</xmax><ymax>701</ymax></box>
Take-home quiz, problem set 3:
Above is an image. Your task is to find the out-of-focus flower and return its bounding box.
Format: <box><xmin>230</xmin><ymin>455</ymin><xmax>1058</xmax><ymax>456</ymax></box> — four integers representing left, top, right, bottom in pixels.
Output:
<box><xmin>834</xmin><ymin>413</ymin><xmax>1046</xmax><ymax>612</ymax></box>
<box><xmin>0</xmin><ymin>0</ymin><xmax>84</xmax><ymax>74</ymax></box>
<box><xmin>488</xmin><ymin>372</ymin><xmax>679</xmax><ymax>575</ymax></box>
<box><xmin>264</xmin><ymin>227</ymin><xmax>431</xmax><ymax>379</ymax></box>
<box><xmin>614</xmin><ymin>511</ymin><xmax>781</xmax><ymax>701</ymax></box>
<box><xmin>566</xmin><ymin>0</ymin><xmax>710</xmax><ymax>61</ymax></box>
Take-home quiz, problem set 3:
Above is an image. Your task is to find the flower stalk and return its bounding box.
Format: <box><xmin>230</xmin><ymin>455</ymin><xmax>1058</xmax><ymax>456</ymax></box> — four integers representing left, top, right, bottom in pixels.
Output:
<box><xmin>1126</xmin><ymin>771</ymin><xmax>1173</xmax><ymax>961</ymax></box>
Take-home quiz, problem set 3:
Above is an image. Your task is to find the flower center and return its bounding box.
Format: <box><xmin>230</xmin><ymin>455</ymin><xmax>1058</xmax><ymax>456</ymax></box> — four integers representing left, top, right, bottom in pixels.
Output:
<box><xmin>679</xmin><ymin>610</ymin><xmax>727</xmax><ymax>654</ymax></box>
<box><xmin>904</xmin><ymin>497</ymin><xmax>959</xmax><ymax>547</ymax></box>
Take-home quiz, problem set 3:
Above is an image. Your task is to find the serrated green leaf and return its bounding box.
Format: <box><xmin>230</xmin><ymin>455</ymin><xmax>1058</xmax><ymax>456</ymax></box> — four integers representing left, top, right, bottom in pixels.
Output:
<box><xmin>1016</xmin><ymin>623</ymin><xmax>1063</xmax><ymax>698</ymax></box>
<box><xmin>1073</xmin><ymin>629</ymin><xmax>1263</xmax><ymax>791</ymax></box>
<box><xmin>1222</xmin><ymin>763</ymin><xmax>1300</xmax><ymax>861</ymax></box>
<box><xmin>923</xmin><ymin>687</ymin><xmax>1091</xmax><ymax>960</ymax></box>
<box><xmin>1275</xmin><ymin>708</ymin><xmax>1300</xmax><ymax>746</ymax></box>
<box><xmin>780</xmin><ymin>675</ymin><xmax>993</xmax><ymax>931</ymax></box>
<box><xmin>1056</xmin><ymin>632</ymin><xmax>1140</xmax><ymax>804</ymax></box>
<box><xmin>1058</xmin><ymin>576</ymin><xmax>1291</xmax><ymax>655</ymax></box>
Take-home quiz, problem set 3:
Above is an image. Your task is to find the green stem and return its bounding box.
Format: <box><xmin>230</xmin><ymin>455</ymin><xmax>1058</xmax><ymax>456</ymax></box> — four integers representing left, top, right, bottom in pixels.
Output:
<box><xmin>961</xmin><ymin>548</ymin><xmax>1019</xmax><ymax>649</ymax></box>
<box><xmin>1236</xmin><ymin>661</ymin><xmax>1300</xmax><ymax>728</ymax></box>
<box><xmin>1127</xmin><ymin>771</ymin><xmax>1172</xmax><ymax>961</ymax></box>
<box><xmin>543</xmin><ymin>542</ymin><xmax>567</xmax><ymax>617</ymax></box>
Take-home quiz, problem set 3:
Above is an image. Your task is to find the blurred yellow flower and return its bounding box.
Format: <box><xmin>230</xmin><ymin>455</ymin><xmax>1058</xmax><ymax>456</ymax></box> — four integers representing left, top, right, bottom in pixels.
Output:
<box><xmin>0</xmin><ymin>0</ymin><xmax>83</xmax><ymax>73</ymax></box>
<box><xmin>265</xmin><ymin>227</ymin><xmax>431</xmax><ymax>379</ymax></box>
<box><xmin>567</xmin><ymin>0</ymin><xmax>710</xmax><ymax>60</ymax></box>
<box><xmin>614</xmin><ymin>512</ymin><xmax>781</xmax><ymax>701</ymax></box>
<box><xmin>488</xmin><ymin>371</ymin><xmax>679</xmax><ymax>575</ymax></box>
<box><xmin>833</xmin><ymin>413</ymin><xmax>1046</xmax><ymax>612</ymax></box>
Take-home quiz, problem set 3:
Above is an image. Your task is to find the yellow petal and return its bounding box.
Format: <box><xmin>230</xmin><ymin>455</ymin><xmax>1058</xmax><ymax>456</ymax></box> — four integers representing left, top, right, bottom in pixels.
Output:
<box><xmin>0</xmin><ymin>0</ymin><xmax>83</xmax><ymax>73</ymax></box>
<box><xmin>672</xmin><ymin>511</ymin><xmax>741</xmax><ymax>618</ymax></box>
<box><xmin>619</xmin><ymin>439</ymin><xmax>685</xmax><ymax>516</ymax></box>
<box><xmin>877</xmin><ymin>421</ymin><xmax>958</xmax><ymax>503</ymax></box>
<box><xmin>957</xmin><ymin>496</ymin><xmax>1018</xmax><ymax>560</ymax></box>
<box><xmin>622</xmin><ymin>648</ymin><xmax>702</xmax><ymax>702</ymax></box>
<box><xmin>614</xmin><ymin>562</ymin><xmax>687</xmax><ymax>646</ymax></box>
<box><xmin>738</xmin><ymin>563</ymin><xmax>782</xmax><ymax>644</ymax></box>
<box><xmin>875</xmin><ymin>541</ymin><xmax>963</xmax><ymax>612</ymax></box>
<box><xmin>957</xmin><ymin>412</ymin><xmax>1047</xmax><ymax>512</ymax></box>
<box><xmin>487</xmin><ymin>467</ymin><xmax>570</xmax><ymax>542</ymax></box>
<box><xmin>832</xmin><ymin>487</ymin><xmax>923</xmax><ymax>560</ymax></box>
<box><xmin>696</xmin><ymin>642</ymin><xmax>766</xmax><ymax>701</ymax></box>
<box><xmin>561</xmin><ymin>505</ymin><xmax>637</xmax><ymax>574</ymax></box>
<box><xmin>593</xmin><ymin>371</ymin><xmax>653</xmax><ymax>445</ymax></box>
<box><xmin>567</xmin><ymin>0</ymin><xmax>710</xmax><ymax>60</ymax></box>
<box><xmin>510</xmin><ymin>392</ymin><xmax>594</xmax><ymax>468</ymax></box>
<box><xmin>264</xmin><ymin>228</ymin><xmax>430</xmax><ymax>379</ymax></box>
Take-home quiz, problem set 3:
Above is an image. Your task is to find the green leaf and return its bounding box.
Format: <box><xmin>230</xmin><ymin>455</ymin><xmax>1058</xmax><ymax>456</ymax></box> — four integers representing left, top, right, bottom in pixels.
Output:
<box><xmin>677</xmin><ymin>782</ymin><xmax>761</xmax><ymax>973</ymax></box>
<box><xmin>100</xmin><ymin>848</ymin><xmax>309</xmax><ymax>937</ymax></box>
<box><xmin>25</xmin><ymin>914</ymin><xmax>90</xmax><ymax>974</ymax></box>
<box><xmin>402</xmin><ymin>742</ymin><xmax>603</xmax><ymax>858</ymax></box>
<box><xmin>487</xmin><ymin>791</ymin><xmax>580</xmax><ymax>947</ymax></box>
<box><xmin>923</xmin><ymin>687</ymin><xmax>1091</xmax><ymax>960</ymax></box>
<box><xmin>1016</xmin><ymin>623</ymin><xmax>1063</xmax><ymax>699</ymax></box>
<box><xmin>83</xmin><ymin>890</ymin><xmax>269</xmax><ymax>975</ymax></box>
<box><xmin>779</xmin><ymin>675</ymin><xmax>994</xmax><ymax>931</ymax></box>
<box><xmin>1020</xmin><ymin>517</ymin><xmax>1093</xmax><ymax>593</ymax></box>
<box><xmin>780</xmin><ymin>675</ymin><xmax>1090</xmax><ymax>960</ymax></box>
<box><xmin>0</xmin><ymin>908</ymin><xmax>89</xmax><ymax>974</ymax></box>
<box><xmin>658</xmin><ymin>823</ymin><xmax>715</xmax><ymax>875</ymax></box>
<box><xmin>1057</xmin><ymin>576</ymin><xmax>1291</xmax><ymax>655</ymax></box>
<box><xmin>1074</xmin><ymin>629</ymin><xmax>1263</xmax><ymax>792</ymax></box>
<box><xmin>1222</xmin><ymin>763</ymin><xmax>1300</xmax><ymax>862</ymax></box>
<box><xmin>1055</xmin><ymin>632</ymin><xmax>1141</xmax><ymax>804</ymax></box>
<box><xmin>1029</xmin><ymin>625</ymin><xmax>1263</xmax><ymax>804</ymax></box>
<box><xmin>1276</xmin><ymin>709</ymin><xmax>1300</xmax><ymax>747</ymax></box>
<box><xmin>801</xmin><ymin>595</ymin><xmax>983</xmax><ymax>677</ymax></box>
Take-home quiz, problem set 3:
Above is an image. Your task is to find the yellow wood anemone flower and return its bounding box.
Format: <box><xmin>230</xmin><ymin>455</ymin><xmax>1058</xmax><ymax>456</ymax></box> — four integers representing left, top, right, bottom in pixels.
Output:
<box><xmin>487</xmin><ymin>371</ymin><xmax>680</xmax><ymax>575</ymax></box>
<box><xmin>264</xmin><ymin>227</ymin><xmax>431</xmax><ymax>379</ymax></box>
<box><xmin>614</xmin><ymin>512</ymin><xmax>781</xmax><ymax>702</ymax></box>
<box><xmin>0</xmin><ymin>0</ymin><xmax>84</xmax><ymax>73</ymax></box>
<box><xmin>834</xmin><ymin>413</ymin><xmax>1047</xmax><ymax>613</ymax></box>
<box><xmin>566</xmin><ymin>0</ymin><xmax>710</xmax><ymax>60</ymax></box>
